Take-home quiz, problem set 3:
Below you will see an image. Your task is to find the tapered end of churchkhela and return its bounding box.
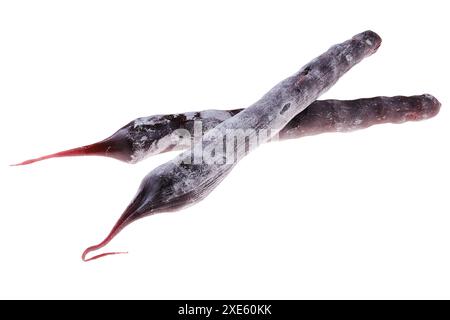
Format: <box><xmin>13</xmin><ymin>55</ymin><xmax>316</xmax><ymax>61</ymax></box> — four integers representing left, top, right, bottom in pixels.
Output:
<box><xmin>82</xmin><ymin>175</ymin><xmax>158</xmax><ymax>261</ymax></box>
<box><xmin>82</xmin><ymin>202</ymin><xmax>139</xmax><ymax>262</ymax></box>
<box><xmin>82</xmin><ymin>224</ymin><xmax>129</xmax><ymax>262</ymax></box>
<box><xmin>82</xmin><ymin>164</ymin><xmax>187</xmax><ymax>261</ymax></box>
<box><xmin>10</xmin><ymin>127</ymin><xmax>134</xmax><ymax>166</ymax></box>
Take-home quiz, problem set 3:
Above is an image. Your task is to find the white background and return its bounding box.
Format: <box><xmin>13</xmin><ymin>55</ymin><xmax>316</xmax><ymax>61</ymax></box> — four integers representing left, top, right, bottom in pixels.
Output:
<box><xmin>0</xmin><ymin>0</ymin><xmax>449</xmax><ymax>299</ymax></box>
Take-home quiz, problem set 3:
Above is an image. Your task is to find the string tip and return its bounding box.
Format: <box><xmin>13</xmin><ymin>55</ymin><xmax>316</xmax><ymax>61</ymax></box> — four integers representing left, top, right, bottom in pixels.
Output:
<box><xmin>82</xmin><ymin>250</ymin><xmax>128</xmax><ymax>262</ymax></box>
<box><xmin>9</xmin><ymin>160</ymin><xmax>30</xmax><ymax>166</ymax></box>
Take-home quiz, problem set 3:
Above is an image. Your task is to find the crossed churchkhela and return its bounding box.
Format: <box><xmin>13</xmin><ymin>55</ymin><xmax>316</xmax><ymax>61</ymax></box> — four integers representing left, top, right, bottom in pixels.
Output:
<box><xmin>12</xmin><ymin>31</ymin><xmax>441</xmax><ymax>261</ymax></box>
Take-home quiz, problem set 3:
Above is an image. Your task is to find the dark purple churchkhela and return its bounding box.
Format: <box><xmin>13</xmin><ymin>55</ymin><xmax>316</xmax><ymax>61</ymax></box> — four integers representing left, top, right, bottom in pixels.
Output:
<box><xmin>81</xmin><ymin>30</ymin><xmax>383</xmax><ymax>261</ymax></box>
<box><xmin>279</xmin><ymin>94</ymin><xmax>440</xmax><ymax>139</ymax></box>
<box><xmin>12</xmin><ymin>95</ymin><xmax>440</xmax><ymax>166</ymax></box>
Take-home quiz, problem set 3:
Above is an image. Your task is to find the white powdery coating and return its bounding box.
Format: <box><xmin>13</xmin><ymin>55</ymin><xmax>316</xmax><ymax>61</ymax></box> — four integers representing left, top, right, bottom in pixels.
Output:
<box><xmin>184</xmin><ymin>112</ymin><xmax>197</xmax><ymax>121</ymax></box>
<box><xmin>130</xmin><ymin>149</ymin><xmax>148</xmax><ymax>164</ymax></box>
<box><xmin>131</xmin><ymin>133</ymin><xmax>177</xmax><ymax>162</ymax></box>
<box><xmin>133</xmin><ymin>116</ymin><xmax>170</xmax><ymax>128</ymax></box>
<box><xmin>199</xmin><ymin>110</ymin><xmax>233</xmax><ymax>121</ymax></box>
<box><xmin>353</xmin><ymin>118</ymin><xmax>363</xmax><ymax>125</ymax></box>
<box><xmin>137</xmin><ymin>31</ymin><xmax>382</xmax><ymax>212</ymax></box>
<box><xmin>129</xmin><ymin>110</ymin><xmax>238</xmax><ymax>160</ymax></box>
